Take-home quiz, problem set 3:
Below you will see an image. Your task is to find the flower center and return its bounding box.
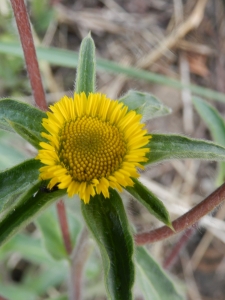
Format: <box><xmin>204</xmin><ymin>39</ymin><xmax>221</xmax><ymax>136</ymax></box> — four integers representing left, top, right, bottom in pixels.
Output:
<box><xmin>58</xmin><ymin>116</ymin><xmax>127</xmax><ymax>182</ymax></box>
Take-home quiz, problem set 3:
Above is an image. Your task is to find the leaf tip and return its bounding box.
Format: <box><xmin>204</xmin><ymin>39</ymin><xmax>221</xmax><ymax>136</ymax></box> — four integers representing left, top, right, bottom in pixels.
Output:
<box><xmin>167</xmin><ymin>222</ymin><xmax>175</xmax><ymax>232</ymax></box>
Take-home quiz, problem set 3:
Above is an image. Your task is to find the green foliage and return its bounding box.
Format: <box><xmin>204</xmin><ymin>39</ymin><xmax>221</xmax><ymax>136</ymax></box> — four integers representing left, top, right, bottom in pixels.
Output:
<box><xmin>36</xmin><ymin>206</ymin><xmax>81</xmax><ymax>261</ymax></box>
<box><xmin>82</xmin><ymin>189</ymin><xmax>135</xmax><ymax>300</ymax></box>
<box><xmin>0</xmin><ymin>159</ymin><xmax>42</xmax><ymax>212</ymax></box>
<box><xmin>0</xmin><ymin>181</ymin><xmax>66</xmax><ymax>246</ymax></box>
<box><xmin>126</xmin><ymin>178</ymin><xmax>172</xmax><ymax>227</ymax></box>
<box><xmin>0</xmin><ymin>54</ymin><xmax>28</xmax><ymax>91</ymax></box>
<box><xmin>119</xmin><ymin>90</ymin><xmax>171</xmax><ymax>121</ymax></box>
<box><xmin>30</xmin><ymin>0</ymin><xmax>55</xmax><ymax>34</ymax></box>
<box><xmin>75</xmin><ymin>33</ymin><xmax>96</xmax><ymax>94</ymax></box>
<box><xmin>1</xmin><ymin>41</ymin><xmax>225</xmax><ymax>102</ymax></box>
<box><xmin>1</xmin><ymin>26</ymin><xmax>225</xmax><ymax>300</ymax></box>
<box><xmin>146</xmin><ymin>133</ymin><xmax>225</xmax><ymax>165</ymax></box>
<box><xmin>0</xmin><ymin>233</ymin><xmax>69</xmax><ymax>300</ymax></box>
<box><xmin>0</xmin><ymin>99</ymin><xmax>46</xmax><ymax>148</ymax></box>
<box><xmin>193</xmin><ymin>96</ymin><xmax>225</xmax><ymax>184</ymax></box>
<box><xmin>0</xmin><ymin>130</ymin><xmax>28</xmax><ymax>170</ymax></box>
<box><xmin>136</xmin><ymin>247</ymin><xmax>184</xmax><ymax>300</ymax></box>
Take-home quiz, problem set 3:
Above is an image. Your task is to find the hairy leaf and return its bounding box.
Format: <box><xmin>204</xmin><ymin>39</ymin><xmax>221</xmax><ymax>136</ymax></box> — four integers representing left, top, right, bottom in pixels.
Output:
<box><xmin>136</xmin><ymin>247</ymin><xmax>184</xmax><ymax>300</ymax></box>
<box><xmin>146</xmin><ymin>134</ymin><xmax>225</xmax><ymax>165</ymax></box>
<box><xmin>0</xmin><ymin>181</ymin><xmax>66</xmax><ymax>246</ymax></box>
<box><xmin>0</xmin><ymin>99</ymin><xmax>46</xmax><ymax>147</ymax></box>
<box><xmin>82</xmin><ymin>189</ymin><xmax>134</xmax><ymax>300</ymax></box>
<box><xmin>0</xmin><ymin>159</ymin><xmax>42</xmax><ymax>212</ymax></box>
<box><xmin>119</xmin><ymin>90</ymin><xmax>171</xmax><ymax>121</ymax></box>
<box><xmin>126</xmin><ymin>178</ymin><xmax>172</xmax><ymax>228</ymax></box>
<box><xmin>75</xmin><ymin>33</ymin><xmax>96</xmax><ymax>94</ymax></box>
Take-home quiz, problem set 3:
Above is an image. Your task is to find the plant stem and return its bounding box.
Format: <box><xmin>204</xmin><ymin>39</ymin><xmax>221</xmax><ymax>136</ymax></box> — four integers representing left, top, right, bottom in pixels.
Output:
<box><xmin>10</xmin><ymin>0</ymin><xmax>72</xmax><ymax>256</ymax></box>
<box><xmin>10</xmin><ymin>0</ymin><xmax>47</xmax><ymax>110</ymax></box>
<box><xmin>56</xmin><ymin>200</ymin><xmax>72</xmax><ymax>254</ymax></box>
<box><xmin>163</xmin><ymin>227</ymin><xmax>195</xmax><ymax>270</ymax></box>
<box><xmin>135</xmin><ymin>182</ymin><xmax>225</xmax><ymax>245</ymax></box>
<box><xmin>69</xmin><ymin>228</ymin><xmax>90</xmax><ymax>300</ymax></box>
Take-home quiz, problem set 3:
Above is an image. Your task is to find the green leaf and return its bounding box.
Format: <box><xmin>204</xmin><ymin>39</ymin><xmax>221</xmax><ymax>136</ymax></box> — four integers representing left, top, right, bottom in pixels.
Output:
<box><xmin>36</xmin><ymin>206</ymin><xmax>81</xmax><ymax>261</ymax></box>
<box><xmin>193</xmin><ymin>96</ymin><xmax>225</xmax><ymax>184</ymax></box>
<box><xmin>119</xmin><ymin>90</ymin><xmax>171</xmax><ymax>121</ymax></box>
<box><xmin>193</xmin><ymin>97</ymin><xmax>225</xmax><ymax>145</ymax></box>
<box><xmin>75</xmin><ymin>33</ymin><xmax>96</xmax><ymax>94</ymax></box>
<box><xmin>23</xmin><ymin>262</ymin><xmax>67</xmax><ymax>296</ymax></box>
<box><xmin>0</xmin><ymin>283</ymin><xmax>36</xmax><ymax>300</ymax></box>
<box><xmin>136</xmin><ymin>247</ymin><xmax>184</xmax><ymax>300</ymax></box>
<box><xmin>0</xmin><ymin>130</ymin><xmax>27</xmax><ymax>170</ymax></box>
<box><xmin>46</xmin><ymin>296</ymin><xmax>68</xmax><ymax>300</ymax></box>
<box><xmin>146</xmin><ymin>134</ymin><xmax>225</xmax><ymax>165</ymax></box>
<box><xmin>0</xmin><ymin>159</ymin><xmax>42</xmax><ymax>213</ymax></box>
<box><xmin>0</xmin><ymin>98</ymin><xmax>46</xmax><ymax>146</ymax></box>
<box><xmin>82</xmin><ymin>189</ymin><xmax>134</xmax><ymax>300</ymax></box>
<box><xmin>7</xmin><ymin>119</ymin><xmax>43</xmax><ymax>149</ymax></box>
<box><xmin>126</xmin><ymin>178</ymin><xmax>172</xmax><ymax>228</ymax></box>
<box><xmin>1</xmin><ymin>41</ymin><xmax>225</xmax><ymax>103</ymax></box>
<box><xmin>0</xmin><ymin>234</ymin><xmax>53</xmax><ymax>265</ymax></box>
<box><xmin>136</xmin><ymin>265</ymin><xmax>160</xmax><ymax>300</ymax></box>
<box><xmin>0</xmin><ymin>181</ymin><xmax>66</xmax><ymax>247</ymax></box>
<box><xmin>36</xmin><ymin>206</ymin><xmax>68</xmax><ymax>260</ymax></box>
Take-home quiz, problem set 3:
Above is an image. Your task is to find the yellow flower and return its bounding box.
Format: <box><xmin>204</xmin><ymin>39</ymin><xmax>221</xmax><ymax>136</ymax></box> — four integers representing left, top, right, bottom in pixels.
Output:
<box><xmin>36</xmin><ymin>93</ymin><xmax>151</xmax><ymax>204</ymax></box>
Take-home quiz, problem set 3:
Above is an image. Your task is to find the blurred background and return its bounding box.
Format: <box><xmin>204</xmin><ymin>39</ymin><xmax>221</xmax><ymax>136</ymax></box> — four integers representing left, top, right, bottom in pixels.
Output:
<box><xmin>0</xmin><ymin>0</ymin><xmax>225</xmax><ymax>299</ymax></box>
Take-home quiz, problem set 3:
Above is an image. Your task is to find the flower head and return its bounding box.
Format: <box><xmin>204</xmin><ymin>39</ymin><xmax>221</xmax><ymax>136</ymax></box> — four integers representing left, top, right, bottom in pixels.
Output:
<box><xmin>36</xmin><ymin>93</ymin><xmax>150</xmax><ymax>203</ymax></box>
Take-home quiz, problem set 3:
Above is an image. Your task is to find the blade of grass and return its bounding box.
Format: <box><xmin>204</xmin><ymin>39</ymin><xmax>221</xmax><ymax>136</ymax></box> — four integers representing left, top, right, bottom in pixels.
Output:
<box><xmin>0</xmin><ymin>42</ymin><xmax>225</xmax><ymax>103</ymax></box>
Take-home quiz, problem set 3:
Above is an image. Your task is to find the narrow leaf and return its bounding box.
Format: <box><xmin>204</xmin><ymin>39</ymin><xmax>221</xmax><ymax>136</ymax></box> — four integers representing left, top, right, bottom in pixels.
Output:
<box><xmin>0</xmin><ymin>159</ymin><xmax>42</xmax><ymax>213</ymax></box>
<box><xmin>126</xmin><ymin>178</ymin><xmax>172</xmax><ymax>228</ymax></box>
<box><xmin>193</xmin><ymin>96</ymin><xmax>225</xmax><ymax>144</ymax></box>
<box><xmin>7</xmin><ymin>120</ymin><xmax>42</xmax><ymax>149</ymax></box>
<box><xmin>75</xmin><ymin>33</ymin><xmax>96</xmax><ymax>94</ymax></box>
<box><xmin>136</xmin><ymin>247</ymin><xmax>184</xmax><ymax>300</ymax></box>
<box><xmin>146</xmin><ymin>134</ymin><xmax>225</xmax><ymax>165</ymax></box>
<box><xmin>82</xmin><ymin>189</ymin><xmax>134</xmax><ymax>300</ymax></box>
<box><xmin>0</xmin><ymin>181</ymin><xmax>66</xmax><ymax>246</ymax></box>
<box><xmin>119</xmin><ymin>90</ymin><xmax>171</xmax><ymax>121</ymax></box>
<box><xmin>136</xmin><ymin>265</ymin><xmax>160</xmax><ymax>300</ymax></box>
<box><xmin>1</xmin><ymin>41</ymin><xmax>225</xmax><ymax>103</ymax></box>
<box><xmin>0</xmin><ymin>99</ymin><xmax>46</xmax><ymax>146</ymax></box>
<box><xmin>193</xmin><ymin>96</ymin><xmax>225</xmax><ymax>184</ymax></box>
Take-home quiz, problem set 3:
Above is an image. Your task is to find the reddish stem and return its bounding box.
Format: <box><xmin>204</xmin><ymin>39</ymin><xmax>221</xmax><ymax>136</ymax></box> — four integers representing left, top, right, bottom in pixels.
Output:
<box><xmin>10</xmin><ymin>0</ymin><xmax>72</xmax><ymax>254</ymax></box>
<box><xmin>69</xmin><ymin>228</ymin><xmax>90</xmax><ymax>300</ymax></box>
<box><xmin>10</xmin><ymin>0</ymin><xmax>47</xmax><ymax>110</ymax></box>
<box><xmin>57</xmin><ymin>200</ymin><xmax>72</xmax><ymax>254</ymax></box>
<box><xmin>163</xmin><ymin>227</ymin><xmax>195</xmax><ymax>269</ymax></box>
<box><xmin>135</xmin><ymin>182</ymin><xmax>225</xmax><ymax>245</ymax></box>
